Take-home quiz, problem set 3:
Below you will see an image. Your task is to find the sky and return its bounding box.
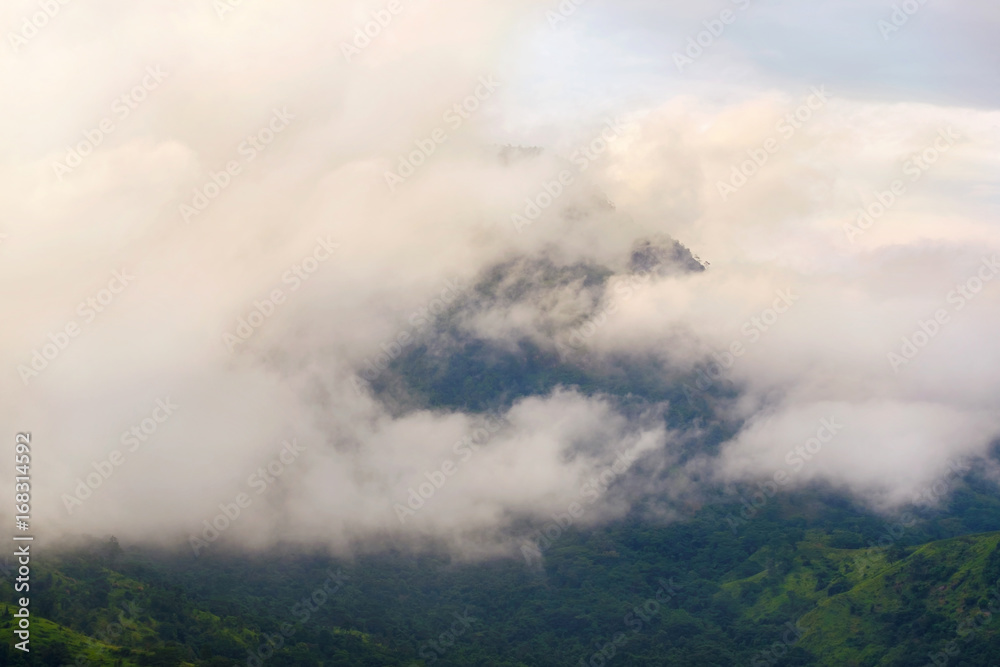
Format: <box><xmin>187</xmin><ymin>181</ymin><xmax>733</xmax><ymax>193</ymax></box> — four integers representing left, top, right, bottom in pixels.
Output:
<box><xmin>1</xmin><ymin>0</ymin><xmax>998</xmax><ymax>558</ymax></box>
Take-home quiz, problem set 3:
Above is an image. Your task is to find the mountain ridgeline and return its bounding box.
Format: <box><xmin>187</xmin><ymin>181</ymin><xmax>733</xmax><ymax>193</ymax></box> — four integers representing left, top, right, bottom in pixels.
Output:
<box><xmin>6</xmin><ymin>238</ymin><xmax>1000</xmax><ymax>666</ymax></box>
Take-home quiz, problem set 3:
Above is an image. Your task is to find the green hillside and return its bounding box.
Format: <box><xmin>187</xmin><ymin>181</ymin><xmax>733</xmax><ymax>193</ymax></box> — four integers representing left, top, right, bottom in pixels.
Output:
<box><xmin>720</xmin><ymin>531</ymin><xmax>1000</xmax><ymax>666</ymax></box>
<box><xmin>4</xmin><ymin>504</ymin><xmax>1000</xmax><ymax>665</ymax></box>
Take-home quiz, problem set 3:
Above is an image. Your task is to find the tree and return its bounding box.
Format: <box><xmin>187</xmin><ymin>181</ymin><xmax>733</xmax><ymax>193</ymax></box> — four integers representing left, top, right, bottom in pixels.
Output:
<box><xmin>105</xmin><ymin>535</ymin><xmax>123</xmax><ymax>568</ymax></box>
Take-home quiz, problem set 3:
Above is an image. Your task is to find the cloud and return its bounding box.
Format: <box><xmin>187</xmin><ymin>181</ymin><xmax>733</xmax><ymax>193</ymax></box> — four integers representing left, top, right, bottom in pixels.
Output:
<box><xmin>1</xmin><ymin>0</ymin><xmax>998</xmax><ymax>558</ymax></box>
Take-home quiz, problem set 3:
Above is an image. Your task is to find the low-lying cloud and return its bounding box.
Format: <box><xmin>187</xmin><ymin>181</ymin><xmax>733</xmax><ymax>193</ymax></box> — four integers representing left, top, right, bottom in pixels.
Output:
<box><xmin>2</xmin><ymin>0</ymin><xmax>998</xmax><ymax>558</ymax></box>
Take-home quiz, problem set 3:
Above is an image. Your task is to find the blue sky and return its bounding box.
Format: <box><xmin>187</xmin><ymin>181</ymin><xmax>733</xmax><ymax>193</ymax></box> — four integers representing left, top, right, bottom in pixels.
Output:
<box><xmin>502</xmin><ymin>0</ymin><xmax>1000</xmax><ymax>126</ymax></box>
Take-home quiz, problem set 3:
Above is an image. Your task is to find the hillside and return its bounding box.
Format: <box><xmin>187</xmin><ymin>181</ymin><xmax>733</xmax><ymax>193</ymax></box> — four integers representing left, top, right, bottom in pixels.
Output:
<box><xmin>4</xmin><ymin>490</ymin><xmax>1000</xmax><ymax>666</ymax></box>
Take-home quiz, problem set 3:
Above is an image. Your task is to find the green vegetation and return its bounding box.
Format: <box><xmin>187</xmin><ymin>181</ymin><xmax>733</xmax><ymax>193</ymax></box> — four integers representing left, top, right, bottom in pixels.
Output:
<box><xmin>4</xmin><ymin>486</ymin><xmax>1000</xmax><ymax>665</ymax></box>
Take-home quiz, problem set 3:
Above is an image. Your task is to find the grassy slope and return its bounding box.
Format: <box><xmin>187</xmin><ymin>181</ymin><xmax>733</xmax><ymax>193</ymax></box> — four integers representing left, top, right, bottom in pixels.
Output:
<box><xmin>720</xmin><ymin>531</ymin><xmax>1000</xmax><ymax>666</ymax></box>
<box><xmin>0</xmin><ymin>611</ymin><xmax>136</xmax><ymax>665</ymax></box>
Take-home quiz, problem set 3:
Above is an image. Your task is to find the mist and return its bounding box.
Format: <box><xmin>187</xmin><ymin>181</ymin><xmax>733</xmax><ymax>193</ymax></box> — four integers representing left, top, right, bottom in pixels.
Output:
<box><xmin>2</xmin><ymin>0</ymin><xmax>999</xmax><ymax>559</ymax></box>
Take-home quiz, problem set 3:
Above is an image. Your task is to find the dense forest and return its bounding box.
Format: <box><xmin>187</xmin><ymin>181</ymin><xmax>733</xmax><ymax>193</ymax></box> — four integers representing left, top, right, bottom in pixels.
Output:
<box><xmin>4</xmin><ymin>477</ymin><xmax>1000</xmax><ymax>666</ymax></box>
